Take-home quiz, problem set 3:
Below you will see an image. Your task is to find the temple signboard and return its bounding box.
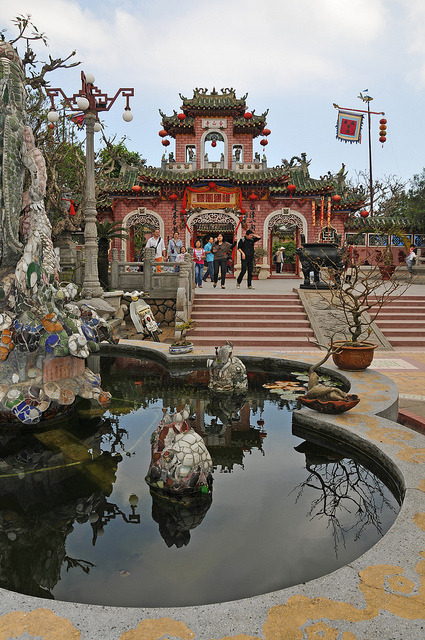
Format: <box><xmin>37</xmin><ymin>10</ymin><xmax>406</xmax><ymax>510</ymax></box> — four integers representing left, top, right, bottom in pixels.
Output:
<box><xmin>202</xmin><ymin>118</ymin><xmax>227</xmax><ymax>129</ymax></box>
<box><xmin>185</xmin><ymin>185</ymin><xmax>241</xmax><ymax>210</ymax></box>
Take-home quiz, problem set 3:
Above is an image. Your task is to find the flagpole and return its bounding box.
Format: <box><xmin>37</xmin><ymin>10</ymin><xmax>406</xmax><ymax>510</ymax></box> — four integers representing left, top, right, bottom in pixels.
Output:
<box><xmin>368</xmin><ymin>100</ymin><xmax>374</xmax><ymax>216</ymax></box>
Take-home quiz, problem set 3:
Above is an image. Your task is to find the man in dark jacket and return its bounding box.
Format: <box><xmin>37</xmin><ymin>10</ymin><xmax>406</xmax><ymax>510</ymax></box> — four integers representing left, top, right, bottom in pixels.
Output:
<box><xmin>236</xmin><ymin>229</ymin><xmax>261</xmax><ymax>289</ymax></box>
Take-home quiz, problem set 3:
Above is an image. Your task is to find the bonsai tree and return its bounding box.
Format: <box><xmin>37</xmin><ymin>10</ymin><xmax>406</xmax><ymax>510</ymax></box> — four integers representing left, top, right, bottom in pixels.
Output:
<box><xmin>318</xmin><ymin>261</ymin><xmax>410</xmax><ymax>345</ymax></box>
<box><xmin>172</xmin><ymin>319</ymin><xmax>197</xmax><ymax>347</ymax></box>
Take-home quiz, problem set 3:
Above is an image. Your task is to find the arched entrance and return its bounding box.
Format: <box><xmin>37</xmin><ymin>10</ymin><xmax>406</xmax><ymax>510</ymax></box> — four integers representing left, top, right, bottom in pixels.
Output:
<box><xmin>122</xmin><ymin>208</ymin><xmax>162</xmax><ymax>261</ymax></box>
<box><xmin>187</xmin><ymin>210</ymin><xmax>240</xmax><ymax>274</ymax></box>
<box><xmin>264</xmin><ymin>210</ymin><xmax>307</xmax><ymax>276</ymax></box>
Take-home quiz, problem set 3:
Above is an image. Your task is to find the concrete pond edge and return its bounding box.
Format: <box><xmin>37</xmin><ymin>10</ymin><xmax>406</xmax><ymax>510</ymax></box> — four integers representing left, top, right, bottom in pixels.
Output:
<box><xmin>0</xmin><ymin>343</ymin><xmax>424</xmax><ymax>640</ymax></box>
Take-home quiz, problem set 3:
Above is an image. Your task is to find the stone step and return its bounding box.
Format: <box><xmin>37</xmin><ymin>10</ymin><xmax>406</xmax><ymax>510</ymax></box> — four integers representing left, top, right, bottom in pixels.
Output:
<box><xmin>384</xmin><ymin>337</ymin><xmax>425</xmax><ymax>347</ymax></box>
<box><xmin>191</xmin><ymin>327</ymin><xmax>314</xmax><ymax>337</ymax></box>
<box><xmin>375</xmin><ymin>314</ymin><xmax>425</xmax><ymax>321</ymax></box>
<box><xmin>192</xmin><ymin>313</ymin><xmax>310</xmax><ymax>328</ymax></box>
<box><xmin>192</xmin><ymin>303</ymin><xmax>304</xmax><ymax>312</ymax></box>
<box><xmin>190</xmin><ymin>336</ymin><xmax>315</xmax><ymax>347</ymax></box>
<box><xmin>376</xmin><ymin>327</ymin><xmax>425</xmax><ymax>336</ymax></box>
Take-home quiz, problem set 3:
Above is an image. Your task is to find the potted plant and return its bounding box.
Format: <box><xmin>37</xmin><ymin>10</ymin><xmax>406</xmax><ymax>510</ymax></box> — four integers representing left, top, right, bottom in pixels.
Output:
<box><xmin>253</xmin><ymin>246</ymin><xmax>268</xmax><ymax>276</ymax></box>
<box><xmin>169</xmin><ymin>319</ymin><xmax>197</xmax><ymax>354</ymax></box>
<box><xmin>317</xmin><ymin>261</ymin><xmax>410</xmax><ymax>370</ymax></box>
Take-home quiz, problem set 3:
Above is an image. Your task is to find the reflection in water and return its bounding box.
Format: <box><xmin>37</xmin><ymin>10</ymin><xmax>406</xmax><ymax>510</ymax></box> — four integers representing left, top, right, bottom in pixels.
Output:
<box><xmin>293</xmin><ymin>440</ymin><xmax>398</xmax><ymax>556</ymax></box>
<box><xmin>0</xmin><ymin>356</ymin><xmax>401</xmax><ymax>607</ymax></box>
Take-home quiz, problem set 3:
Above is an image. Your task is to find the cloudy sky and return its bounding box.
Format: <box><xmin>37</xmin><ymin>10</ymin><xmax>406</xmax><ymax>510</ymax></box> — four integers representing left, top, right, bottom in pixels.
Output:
<box><xmin>2</xmin><ymin>0</ymin><xmax>425</xmax><ymax>186</ymax></box>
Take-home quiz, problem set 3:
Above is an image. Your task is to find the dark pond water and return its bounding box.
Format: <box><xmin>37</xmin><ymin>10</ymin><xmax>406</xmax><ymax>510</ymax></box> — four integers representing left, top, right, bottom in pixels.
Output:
<box><xmin>0</xmin><ymin>355</ymin><xmax>401</xmax><ymax>607</ymax></box>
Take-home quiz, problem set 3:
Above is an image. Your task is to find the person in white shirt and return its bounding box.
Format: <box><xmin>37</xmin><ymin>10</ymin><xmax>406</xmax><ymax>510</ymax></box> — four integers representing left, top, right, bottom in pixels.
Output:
<box><xmin>146</xmin><ymin>228</ymin><xmax>166</xmax><ymax>272</ymax></box>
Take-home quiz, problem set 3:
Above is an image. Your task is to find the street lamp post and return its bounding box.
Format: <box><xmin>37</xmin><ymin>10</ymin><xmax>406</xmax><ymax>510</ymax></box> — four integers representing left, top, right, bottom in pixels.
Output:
<box><xmin>46</xmin><ymin>72</ymin><xmax>134</xmax><ymax>297</ymax></box>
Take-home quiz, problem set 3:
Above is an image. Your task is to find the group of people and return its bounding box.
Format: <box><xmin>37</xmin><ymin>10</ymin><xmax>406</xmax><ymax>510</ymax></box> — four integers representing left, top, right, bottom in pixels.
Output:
<box><xmin>144</xmin><ymin>228</ymin><xmax>261</xmax><ymax>288</ymax></box>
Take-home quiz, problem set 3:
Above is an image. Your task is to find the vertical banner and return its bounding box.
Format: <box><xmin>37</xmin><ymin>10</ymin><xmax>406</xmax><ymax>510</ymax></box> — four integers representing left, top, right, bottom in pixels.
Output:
<box><xmin>327</xmin><ymin>197</ymin><xmax>331</xmax><ymax>228</ymax></box>
<box><xmin>311</xmin><ymin>201</ymin><xmax>316</xmax><ymax>227</ymax></box>
<box><xmin>320</xmin><ymin>198</ymin><xmax>324</xmax><ymax>227</ymax></box>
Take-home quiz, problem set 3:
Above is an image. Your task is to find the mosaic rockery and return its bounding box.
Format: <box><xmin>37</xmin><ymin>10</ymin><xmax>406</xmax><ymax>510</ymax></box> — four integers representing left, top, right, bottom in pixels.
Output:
<box><xmin>0</xmin><ymin>42</ymin><xmax>114</xmax><ymax>425</ymax></box>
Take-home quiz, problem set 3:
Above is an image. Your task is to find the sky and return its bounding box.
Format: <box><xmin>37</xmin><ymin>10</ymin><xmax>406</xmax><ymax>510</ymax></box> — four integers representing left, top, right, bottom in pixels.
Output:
<box><xmin>2</xmin><ymin>0</ymin><xmax>425</xmax><ymax>187</ymax></box>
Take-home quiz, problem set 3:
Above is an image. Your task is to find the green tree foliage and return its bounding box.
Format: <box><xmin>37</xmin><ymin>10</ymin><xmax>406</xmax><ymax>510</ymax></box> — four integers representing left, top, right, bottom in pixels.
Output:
<box><xmin>401</xmin><ymin>168</ymin><xmax>425</xmax><ymax>231</ymax></box>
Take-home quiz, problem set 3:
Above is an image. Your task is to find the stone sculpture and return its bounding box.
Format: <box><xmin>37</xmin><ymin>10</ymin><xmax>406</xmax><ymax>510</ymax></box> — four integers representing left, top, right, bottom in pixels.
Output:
<box><xmin>145</xmin><ymin>407</ymin><xmax>213</xmax><ymax>496</ymax></box>
<box><xmin>208</xmin><ymin>341</ymin><xmax>248</xmax><ymax>392</ymax></box>
<box><xmin>0</xmin><ymin>42</ymin><xmax>113</xmax><ymax>424</ymax></box>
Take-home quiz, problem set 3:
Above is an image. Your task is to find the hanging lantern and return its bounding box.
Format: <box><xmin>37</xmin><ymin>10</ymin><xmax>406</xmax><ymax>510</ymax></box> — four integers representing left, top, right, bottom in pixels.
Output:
<box><xmin>158</xmin><ymin>130</ymin><xmax>168</xmax><ymax>137</ymax></box>
<box><xmin>287</xmin><ymin>184</ymin><xmax>296</xmax><ymax>197</ymax></box>
<box><xmin>260</xmin><ymin>139</ymin><xmax>268</xmax><ymax>147</ymax></box>
<box><xmin>360</xmin><ymin>210</ymin><xmax>369</xmax><ymax>218</ymax></box>
<box><xmin>379</xmin><ymin>136</ymin><xmax>386</xmax><ymax>143</ymax></box>
<box><xmin>248</xmin><ymin>193</ymin><xmax>258</xmax><ymax>201</ymax></box>
<box><xmin>379</xmin><ymin>124</ymin><xmax>387</xmax><ymax>131</ymax></box>
<box><xmin>240</xmin><ymin>208</ymin><xmax>246</xmax><ymax>215</ymax></box>
<box><xmin>169</xmin><ymin>193</ymin><xmax>178</xmax><ymax>201</ymax></box>
<box><xmin>261</xmin><ymin>128</ymin><xmax>271</xmax><ymax>136</ymax></box>
<box><xmin>132</xmin><ymin>185</ymin><xmax>142</xmax><ymax>193</ymax></box>
<box><xmin>244</xmin><ymin>112</ymin><xmax>253</xmax><ymax>119</ymax></box>
<box><xmin>379</xmin><ymin>118</ymin><xmax>387</xmax><ymax>125</ymax></box>
<box><xmin>162</xmin><ymin>139</ymin><xmax>170</xmax><ymax>146</ymax></box>
<box><xmin>211</xmin><ymin>140</ymin><xmax>217</xmax><ymax>147</ymax></box>
<box><xmin>181</xmin><ymin>208</ymin><xmax>186</xmax><ymax>215</ymax></box>
<box><xmin>177</xmin><ymin>113</ymin><xmax>186</xmax><ymax>121</ymax></box>
<box><xmin>332</xmin><ymin>194</ymin><xmax>341</xmax><ymax>203</ymax></box>
<box><xmin>209</xmin><ymin>182</ymin><xmax>216</xmax><ymax>189</ymax></box>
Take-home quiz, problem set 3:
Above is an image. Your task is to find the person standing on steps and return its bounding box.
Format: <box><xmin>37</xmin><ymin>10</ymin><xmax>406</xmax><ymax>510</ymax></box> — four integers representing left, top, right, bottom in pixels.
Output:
<box><xmin>212</xmin><ymin>233</ymin><xmax>236</xmax><ymax>289</ymax></box>
<box><xmin>236</xmin><ymin>229</ymin><xmax>261</xmax><ymax>289</ymax></box>
<box><xmin>202</xmin><ymin>236</ymin><xmax>214</xmax><ymax>282</ymax></box>
<box><xmin>193</xmin><ymin>239</ymin><xmax>206</xmax><ymax>288</ymax></box>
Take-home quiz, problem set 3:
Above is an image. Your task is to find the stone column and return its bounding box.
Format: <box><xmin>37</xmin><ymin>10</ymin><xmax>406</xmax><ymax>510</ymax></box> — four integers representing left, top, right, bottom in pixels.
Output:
<box><xmin>81</xmin><ymin>112</ymin><xmax>103</xmax><ymax>297</ymax></box>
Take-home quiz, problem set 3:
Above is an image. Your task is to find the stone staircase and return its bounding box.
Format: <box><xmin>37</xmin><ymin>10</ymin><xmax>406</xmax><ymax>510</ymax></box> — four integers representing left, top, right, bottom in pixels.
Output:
<box><xmin>374</xmin><ymin>295</ymin><xmax>425</xmax><ymax>348</ymax></box>
<box><xmin>189</xmin><ymin>292</ymin><xmax>314</xmax><ymax>348</ymax></box>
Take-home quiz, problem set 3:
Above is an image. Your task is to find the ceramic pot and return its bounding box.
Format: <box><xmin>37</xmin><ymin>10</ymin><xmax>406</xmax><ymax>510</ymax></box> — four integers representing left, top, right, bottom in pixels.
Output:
<box><xmin>298</xmin><ymin>394</ymin><xmax>360</xmax><ymax>414</ymax></box>
<box><xmin>331</xmin><ymin>341</ymin><xmax>377</xmax><ymax>371</ymax></box>
<box><xmin>169</xmin><ymin>343</ymin><xmax>193</xmax><ymax>355</ymax></box>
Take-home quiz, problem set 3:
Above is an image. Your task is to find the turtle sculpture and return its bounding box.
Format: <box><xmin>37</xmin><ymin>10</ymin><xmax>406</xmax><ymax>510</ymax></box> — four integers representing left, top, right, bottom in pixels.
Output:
<box><xmin>208</xmin><ymin>341</ymin><xmax>248</xmax><ymax>392</ymax></box>
<box><xmin>146</xmin><ymin>407</ymin><xmax>213</xmax><ymax>497</ymax></box>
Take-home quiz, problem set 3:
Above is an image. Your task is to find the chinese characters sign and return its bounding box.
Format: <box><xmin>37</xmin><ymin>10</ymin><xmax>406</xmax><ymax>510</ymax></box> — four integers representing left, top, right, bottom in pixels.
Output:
<box><xmin>189</xmin><ymin>191</ymin><xmax>236</xmax><ymax>207</ymax></box>
<box><xmin>202</xmin><ymin>118</ymin><xmax>227</xmax><ymax>129</ymax></box>
<box><xmin>336</xmin><ymin>110</ymin><xmax>363</xmax><ymax>143</ymax></box>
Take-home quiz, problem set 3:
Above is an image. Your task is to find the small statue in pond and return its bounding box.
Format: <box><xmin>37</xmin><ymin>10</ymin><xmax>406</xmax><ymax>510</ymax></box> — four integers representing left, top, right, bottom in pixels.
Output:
<box><xmin>146</xmin><ymin>406</ymin><xmax>213</xmax><ymax>496</ymax></box>
<box><xmin>305</xmin><ymin>369</ymin><xmax>348</xmax><ymax>401</ymax></box>
<box><xmin>208</xmin><ymin>341</ymin><xmax>248</xmax><ymax>392</ymax></box>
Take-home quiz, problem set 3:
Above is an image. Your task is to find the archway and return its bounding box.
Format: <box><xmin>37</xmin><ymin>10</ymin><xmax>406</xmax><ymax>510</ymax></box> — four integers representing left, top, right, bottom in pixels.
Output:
<box><xmin>121</xmin><ymin>208</ymin><xmax>163</xmax><ymax>261</ymax></box>
<box><xmin>200</xmin><ymin>129</ymin><xmax>229</xmax><ymax>169</ymax></box>
<box><xmin>187</xmin><ymin>210</ymin><xmax>241</xmax><ymax>274</ymax></box>
<box><xmin>263</xmin><ymin>209</ymin><xmax>307</xmax><ymax>276</ymax></box>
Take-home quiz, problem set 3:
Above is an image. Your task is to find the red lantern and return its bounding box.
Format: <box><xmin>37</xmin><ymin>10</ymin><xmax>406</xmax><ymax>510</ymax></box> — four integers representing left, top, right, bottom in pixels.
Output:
<box><xmin>260</xmin><ymin>139</ymin><xmax>268</xmax><ymax>147</ymax></box>
<box><xmin>209</xmin><ymin>182</ymin><xmax>216</xmax><ymax>189</ymax></box>
<box><xmin>132</xmin><ymin>185</ymin><xmax>142</xmax><ymax>193</ymax></box>
<box><xmin>261</xmin><ymin>128</ymin><xmax>271</xmax><ymax>136</ymax></box>
<box><xmin>244</xmin><ymin>112</ymin><xmax>252</xmax><ymax>119</ymax></box>
<box><xmin>360</xmin><ymin>210</ymin><xmax>369</xmax><ymax>218</ymax></box>
<box><xmin>162</xmin><ymin>139</ymin><xmax>170</xmax><ymax>146</ymax></box>
<box><xmin>169</xmin><ymin>193</ymin><xmax>178</xmax><ymax>201</ymax></box>
<box><xmin>379</xmin><ymin>124</ymin><xmax>387</xmax><ymax>131</ymax></box>
<box><xmin>181</xmin><ymin>208</ymin><xmax>186</xmax><ymax>215</ymax></box>
<box><xmin>379</xmin><ymin>118</ymin><xmax>387</xmax><ymax>125</ymax></box>
<box><xmin>248</xmin><ymin>193</ymin><xmax>258</xmax><ymax>201</ymax></box>
<box><xmin>287</xmin><ymin>184</ymin><xmax>296</xmax><ymax>195</ymax></box>
<box><xmin>211</xmin><ymin>140</ymin><xmax>217</xmax><ymax>147</ymax></box>
<box><xmin>177</xmin><ymin>113</ymin><xmax>186</xmax><ymax>121</ymax></box>
<box><xmin>332</xmin><ymin>194</ymin><xmax>341</xmax><ymax>203</ymax></box>
<box><xmin>379</xmin><ymin>136</ymin><xmax>386</xmax><ymax>143</ymax></box>
<box><xmin>158</xmin><ymin>130</ymin><xmax>168</xmax><ymax>137</ymax></box>
<box><xmin>240</xmin><ymin>208</ymin><xmax>246</xmax><ymax>214</ymax></box>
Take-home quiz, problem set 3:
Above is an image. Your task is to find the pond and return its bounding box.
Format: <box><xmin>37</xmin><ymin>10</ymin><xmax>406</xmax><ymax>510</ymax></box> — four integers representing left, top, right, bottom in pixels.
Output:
<box><xmin>0</xmin><ymin>355</ymin><xmax>401</xmax><ymax>608</ymax></box>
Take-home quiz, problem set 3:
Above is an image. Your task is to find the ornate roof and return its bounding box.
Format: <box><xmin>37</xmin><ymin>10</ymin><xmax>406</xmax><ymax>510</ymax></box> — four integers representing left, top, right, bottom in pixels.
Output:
<box><xmin>179</xmin><ymin>87</ymin><xmax>248</xmax><ymax>114</ymax></box>
<box><xmin>159</xmin><ymin>88</ymin><xmax>268</xmax><ymax>138</ymax></box>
